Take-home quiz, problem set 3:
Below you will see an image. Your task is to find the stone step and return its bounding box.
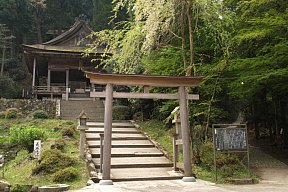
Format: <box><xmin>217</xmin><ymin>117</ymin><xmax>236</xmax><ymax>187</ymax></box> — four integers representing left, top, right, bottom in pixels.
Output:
<box><xmin>93</xmin><ymin>157</ymin><xmax>173</xmax><ymax>168</ymax></box>
<box><xmin>86</xmin><ymin>133</ymin><xmax>145</xmax><ymax>139</ymax></box>
<box><xmin>89</xmin><ymin>143</ymin><xmax>155</xmax><ymax>148</ymax></box>
<box><xmin>109</xmin><ymin>167</ymin><xmax>183</xmax><ymax>181</ymax></box>
<box><xmin>87</xmin><ymin>122</ymin><xmax>135</xmax><ymax>128</ymax></box>
<box><xmin>88</xmin><ymin>140</ymin><xmax>152</xmax><ymax>144</ymax></box>
<box><xmin>86</xmin><ymin>137</ymin><xmax>147</xmax><ymax>141</ymax></box>
<box><xmin>87</xmin><ymin>127</ymin><xmax>139</xmax><ymax>131</ymax></box>
<box><xmin>86</xmin><ymin>130</ymin><xmax>139</xmax><ymax>134</ymax></box>
<box><xmin>90</xmin><ymin>148</ymin><xmax>163</xmax><ymax>158</ymax></box>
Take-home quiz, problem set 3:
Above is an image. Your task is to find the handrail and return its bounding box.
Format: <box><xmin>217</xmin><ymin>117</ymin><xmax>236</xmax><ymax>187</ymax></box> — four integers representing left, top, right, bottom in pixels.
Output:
<box><xmin>33</xmin><ymin>86</ymin><xmax>67</xmax><ymax>93</ymax></box>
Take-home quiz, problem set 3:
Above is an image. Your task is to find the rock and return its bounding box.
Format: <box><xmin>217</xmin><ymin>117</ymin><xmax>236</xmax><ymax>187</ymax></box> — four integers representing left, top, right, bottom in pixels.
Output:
<box><xmin>30</xmin><ymin>186</ymin><xmax>39</xmax><ymax>192</ymax></box>
<box><xmin>0</xmin><ymin>180</ymin><xmax>11</xmax><ymax>191</ymax></box>
<box><xmin>86</xmin><ymin>179</ymin><xmax>94</xmax><ymax>186</ymax></box>
<box><xmin>90</xmin><ymin>171</ymin><xmax>97</xmax><ymax>177</ymax></box>
<box><xmin>89</xmin><ymin>162</ymin><xmax>96</xmax><ymax>170</ymax></box>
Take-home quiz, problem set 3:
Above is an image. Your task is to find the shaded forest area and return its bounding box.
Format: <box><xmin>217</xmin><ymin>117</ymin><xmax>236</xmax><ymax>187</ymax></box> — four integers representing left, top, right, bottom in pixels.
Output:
<box><xmin>0</xmin><ymin>0</ymin><xmax>287</xmax><ymax>149</ymax></box>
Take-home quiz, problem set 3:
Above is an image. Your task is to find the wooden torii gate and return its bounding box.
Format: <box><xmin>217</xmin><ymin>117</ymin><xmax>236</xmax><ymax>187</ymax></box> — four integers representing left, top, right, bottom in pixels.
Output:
<box><xmin>85</xmin><ymin>72</ymin><xmax>203</xmax><ymax>184</ymax></box>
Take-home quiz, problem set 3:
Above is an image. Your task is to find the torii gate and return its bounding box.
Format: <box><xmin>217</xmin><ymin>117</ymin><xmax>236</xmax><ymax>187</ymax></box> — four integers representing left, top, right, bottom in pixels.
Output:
<box><xmin>85</xmin><ymin>72</ymin><xmax>203</xmax><ymax>184</ymax></box>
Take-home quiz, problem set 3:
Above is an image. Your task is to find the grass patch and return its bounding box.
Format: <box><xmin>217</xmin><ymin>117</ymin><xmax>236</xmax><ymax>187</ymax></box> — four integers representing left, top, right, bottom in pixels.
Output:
<box><xmin>0</xmin><ymin>118</ymin><xmax>88</xmax><ymax>190</ymax></box>
<box><xmin>137</xmin><ymin>119</ymin><xmax>257</xmax><ymax>183</ymax></box>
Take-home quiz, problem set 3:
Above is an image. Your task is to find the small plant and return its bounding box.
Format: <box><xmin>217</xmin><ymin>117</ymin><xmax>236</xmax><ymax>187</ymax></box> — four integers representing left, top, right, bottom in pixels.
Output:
<box><xmin>32</xmin><ymin>110</ymin><xmax>48</xmax><ymax>119</ymax></box>
<box><xmin>52</xmin><ymin>167</ymin><xmax>79</xmax><ymax>182</ymax></box>
<box><xmin>0</xmin><ymin>111</ymin><xmax>6</xmax><ymax>118</ymax></box>
<box><xmin>51</xmin><ymin>139</ymin><xmax>66</xmax><ymax>151</ymax></box>
<box><xmin>61</xmin><ymin>127</ymin><xmax>76</xmax><ymax>137</ymax></box>
<box><xmin>10</xmin><ymin>184</ymin><xmax>32</xmax><ymax>192</ymax></box>
<box><xmin>32</xmin><ymin>149</ymin><xmax>78</xmax><ymax>175</ymax></box>
<box><xmin>112</xmin><ymin>105</ymin><xmax>131</xmax><ymax>120</ymax></box>
<box><xmin>5</xmin><ymin>108</ymin><xmax>20</xmax><ymax>119</ymax></box>
<box><xmin>9</xmin><ymin>125</ymin><xmax>46</xmax><ymax>151</ymax></box>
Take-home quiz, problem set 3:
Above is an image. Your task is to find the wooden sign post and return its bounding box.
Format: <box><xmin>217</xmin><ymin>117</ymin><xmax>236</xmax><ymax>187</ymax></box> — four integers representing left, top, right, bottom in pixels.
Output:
<box><xmin>212</xmin><ymin>124</ymin><xmax>250</xmax><ymax>181</ymax></box>
<box><xmin>34</xmin><ymin>140</ymin><xmax>42</xmax><ymax>160</ymax></box>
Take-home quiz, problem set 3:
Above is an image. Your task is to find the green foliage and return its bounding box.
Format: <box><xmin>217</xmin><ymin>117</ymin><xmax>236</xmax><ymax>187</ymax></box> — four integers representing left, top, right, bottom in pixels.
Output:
<box><xmin>33</xmin><ymin>110</ymin><xmax>49</xmax><ymax>119</ymax></box>
<box><xmin>9</xmin><ymin>125</ymin><xmax>46</xmax><ymax>150</ymax></box>
<box><xmin>10</xmin><ymin>184</ymin><xmax>31</xmax><ymax>192</ymax></box>
<box><xmin>52</xmin><ymin>167</ymin><xmax>79</xmax><ymax>182</ymax></box>
<box><xmin>0</xmin><ymin>111</ymin><xmax>6</xmax><ymax>118</ymax></box>
<box><xmin>201</xmin><ymin>141</ymin><xmax>239</xmax><ymax>169</ymax></box>
<box><xmin>142</xmin><ymin>48</ymin><xmax>184</xmax><ymax>76</ymax></box>
<box><xmin>112</xmin><ymin>105</ymin><xmax>131</xmax><ymax>120</ymax></box>
<box><xmin>32</xmin><ymin>149</ymin><xmax>78</xmax><ymax>175</ymax></box>
<box><xmin>50</xmin><ymin>139</ymin><xmax>66</xmax><ymax>151</ymax></box>
<box><xmin>0</xmin><ymin>75</ymin><xmax>21</xmax><ymax>99</ymax></box>
<box><xmin>5</xmin><ymin>108</ymin><xmax>20</xmax><ymax>119</ymax></box>
<box><xmin>12</xmin><ymin>149</ymin><xmax>29</xmax><ymax>165</ymax></box>
<box><xmin>61</xmin><ymin>127</ymin><xmax>76</xmax><ymax>138</ymax></box>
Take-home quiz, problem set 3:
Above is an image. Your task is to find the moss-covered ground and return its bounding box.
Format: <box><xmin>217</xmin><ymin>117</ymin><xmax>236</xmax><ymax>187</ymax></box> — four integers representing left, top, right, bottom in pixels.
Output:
<box><xmin>0</xmin><ymin>118</ymin><xmax>89</xmax><ymax>190</ymax></box>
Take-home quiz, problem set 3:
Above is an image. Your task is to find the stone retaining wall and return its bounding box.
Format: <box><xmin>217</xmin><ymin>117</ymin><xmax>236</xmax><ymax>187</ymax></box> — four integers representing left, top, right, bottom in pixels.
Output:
<box><xmin>0</xmin><ymin>99</ymin><xmax>56</xmax><ymax>118</ymax></box>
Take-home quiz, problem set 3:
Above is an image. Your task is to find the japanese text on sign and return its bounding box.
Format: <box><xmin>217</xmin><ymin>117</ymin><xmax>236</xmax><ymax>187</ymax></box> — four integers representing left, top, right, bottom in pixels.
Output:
<box><xmin>34</xmin><ymin>140</ymin><xmax>41</xmax><ymax>158</ymax></box>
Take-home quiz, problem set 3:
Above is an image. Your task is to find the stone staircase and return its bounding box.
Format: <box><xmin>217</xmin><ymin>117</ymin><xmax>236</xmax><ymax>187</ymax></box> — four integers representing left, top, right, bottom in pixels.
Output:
<box><xmin>85</xmin><ymin>122</ymin><xmax>183</xmax><ymax>181</ymax></box>
<box><xmin>60</xmin><ymin>100</ymin><xmax>104</xmax><ymax>121</ymax></box>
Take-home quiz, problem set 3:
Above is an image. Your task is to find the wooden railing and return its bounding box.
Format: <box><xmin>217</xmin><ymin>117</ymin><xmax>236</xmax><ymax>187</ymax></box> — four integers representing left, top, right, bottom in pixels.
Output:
<box><xmin>33</xmin><ymin>86</ymin><xmax>67</xmax><ymax>94</ymax></box>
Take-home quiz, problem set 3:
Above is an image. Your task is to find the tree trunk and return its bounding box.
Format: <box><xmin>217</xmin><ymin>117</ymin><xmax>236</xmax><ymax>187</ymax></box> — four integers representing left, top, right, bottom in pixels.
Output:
<box><xmin>34</xmin><ymin>11</ymin><xmax>42</xmax><ymax>43</ymax></box>
<box><xmin>186</xmin><ymin>0</ymin><xmax>195</xmax><ymax>76</ymax></box>
<box><xmin>180</xmin><ymin>0</ymin><xmax>187</xmax><ymax>72</ymax></box>
<box><xmin>1</xmin><ymin>45</ymin><xmax>6</xmax><ymax>76</ymax></box>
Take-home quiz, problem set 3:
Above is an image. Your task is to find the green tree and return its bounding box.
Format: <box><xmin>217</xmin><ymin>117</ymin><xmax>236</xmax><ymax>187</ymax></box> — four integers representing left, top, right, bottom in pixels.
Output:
<box><xmin>225</xmin><ymin>0</ymin><xmax>288</xmax><ymax>143</ymax></box>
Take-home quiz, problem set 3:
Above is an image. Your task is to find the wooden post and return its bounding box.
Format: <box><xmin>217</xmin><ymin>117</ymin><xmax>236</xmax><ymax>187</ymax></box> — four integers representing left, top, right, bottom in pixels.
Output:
<box><xmin>32</xmin><ymin>57</ymin><xmax>36</xmax><ymax>88</ymax></box>
<box><xmin>173</xmin><ymin>133</ymin><xmax>179</xmax><ymax>171</ymax></box>
<box><xmin>179</xmin><ymin>86</ymin><xmax>195</xmax><ymax>181</ymax></box>
<box><xmin>100</xmin><ymin>83</ymin><xmax>113</xmax><ymax>185</ymax></box>
<box><xmin>65</xmin><ymin>69</ymin><xmax>69</xmax><ymax>101</ymax></box>
<box><xmin>47</xmin><ymin>69</ymin><xmax>51</xmax><ymax>90</ymax></box>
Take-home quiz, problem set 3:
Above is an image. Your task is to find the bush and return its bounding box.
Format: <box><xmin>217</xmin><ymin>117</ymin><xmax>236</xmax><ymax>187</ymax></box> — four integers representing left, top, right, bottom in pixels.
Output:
<box><xmin>112</xmin><ymin>105</ymin><xmax>131</xmax><ymax>120</ymax></box>
<box><xmin>0</xmin><ymin>111</ymin><xmax>6</xmax><ymax>119</ymax></box>
<box><xmin>52</xmin><ymin>167</ymin><xmax>79</xmax><ymax>182</ymax></box>
<box><xmin>9</xmin><ymin>125</ymin><xmax>46</xmax><ymax>151</ymax></box>
<box><xmin>6</xmin><ymin>108</ymin><xmax>20</xmax><ymax>119</ymax></box>
<box><xmin>33</xmin><ymin>110</ymin><xmax>48</xmax><ymax>119</ymax></box>
<box><xmin>10</xmin><ymin>184</ymin><xmax>32</xmax><ymax>192</ymax></box>
<box><xmin>32</xmin><ymin>149</ymin><xmax>78</xmax><ymax>175</ymax></box>
<box><xmin>61</xmin><ymin>127</ymin><xmax>75</xmax><ymax>137</ymax></box>
<box><xmin>50</xmin><ymin>139</ymin><xmax>66</xmax><ymax>151</ymax></box>
<box><xmin>201</xmin><ymin>141</ymin><xmax>239</xmax><ymax>169</ymax></box>
<box><xmin>0</xmin><ymin>75</ymin><xmax>21</xmax><ymax>98</ymax></box>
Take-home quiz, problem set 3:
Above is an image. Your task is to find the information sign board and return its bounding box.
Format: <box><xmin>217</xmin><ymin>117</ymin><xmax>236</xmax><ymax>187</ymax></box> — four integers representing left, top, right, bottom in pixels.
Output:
<box><xmin>214</xmin><ymin>127</ymin><xmax>247</xmax><ymax>151</ymax></box>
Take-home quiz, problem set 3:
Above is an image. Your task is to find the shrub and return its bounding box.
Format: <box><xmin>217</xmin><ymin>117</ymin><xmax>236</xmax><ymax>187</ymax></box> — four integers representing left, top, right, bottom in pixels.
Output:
<box><xmin>0</xmin><ymin>111</ymin><xmax>6</xmax><ymax>119</ymax></box>
<box><xmin>9</xmin><ymin>125</ymin><xmax>46</xmax><ymax>151</ymax></box>
<box><xmin>201</xmin><ymin>141</ymin><xmax>239</xmax><ymax>169</ymax></box>
<box><xmin>52</xmin><ymin>167</ymin><xmax>79</xmax><ymax>182</ymax></box>
<box><xmin>32</xmin><ymin>149</ymin><xmax>78</xmax><ymax>175</ymax></box>
<box><xmin>50</xmin><ymin>139</ymin><xmax>66</xmax><ymax>151</ymax></box>
<box><xmin>32</xmin><ymin>110</ymin><xmax>48</xmax><ymax>119</ymax></box>
<box><xmin>6</xmin><ymin>108</ymin><xmax>19</xmax><ymax>119</ymax></box>
<box><xmin>61</xmin><ymin>127</ymin><xmax>75</xmax><ymax>137</ymax></box>
<box><xmin>10</xmin><ymin>184</ymin><xmax>32</xmax><ymax>192</ymax></box>
<box><xmin>112</xmin><ymin>105</ymin><xmax>131</xmax><ymax>120</ymax></box>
